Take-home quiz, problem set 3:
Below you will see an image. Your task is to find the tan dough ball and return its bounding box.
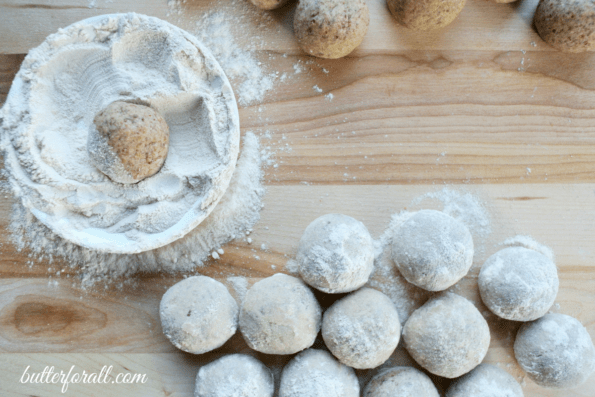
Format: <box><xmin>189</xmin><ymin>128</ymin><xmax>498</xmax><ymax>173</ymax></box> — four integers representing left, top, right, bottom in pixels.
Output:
<box><xmin>294</xmin><ymin>0</ymin><xmax>370</xmax><ymax>59</ymax></box>
<box><xmin>403</xmin><ymin>292</ymin><xmax>490</xmax><ymax>378</ymax></box>
<box><xmin>249</xmin><ymin>0</ymin><xmax>291</xmax><ymax>10</ymax></box>
<box><xmin>322</xmin><ymin>288</ymin><xmax>401</xmax><ymax>369</ymax></box>
<box><xmin>514</xmin><ymin>313</ymin><xmax>595</xmax><ymax>389</ymax></box>
<box><xmin>387</xmin><ymin>0</ymin><xmax>467</xmax><ymax>31</ymax></box>
<box><xmin>535</xmin><ymin>0</ymin><xmax>595</xmax><ymax>53</ymax></box>
<box><xmin>363</xmin><ymin>367</ymin><xmax>439</xmax><ymax>397</ymax></box>
<box><xmin>239</xmin><ymin>274</ymin><xmax>322</xmax><ymax>354</ymax></box>
<box><xmin>88</xmin><ymin>101</ymin><xmax>169</xmax><ymax>184</ymax></box>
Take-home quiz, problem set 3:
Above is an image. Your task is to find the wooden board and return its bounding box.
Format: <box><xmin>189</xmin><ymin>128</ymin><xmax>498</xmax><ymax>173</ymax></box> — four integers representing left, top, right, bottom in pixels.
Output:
<box><xmin>1</xmin><ymin>0</ymin><xmax>595</xmax><ymax>396</ymax></box>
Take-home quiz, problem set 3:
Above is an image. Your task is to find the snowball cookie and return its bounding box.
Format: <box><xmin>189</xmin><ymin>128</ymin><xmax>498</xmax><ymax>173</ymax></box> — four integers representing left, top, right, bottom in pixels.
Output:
<box><xmin>88</xmin><ymin>101</ymin><xmax>169</xmax><ymax>184</ymax></box>
<box><xmin>479</xmin><ymin>246</ymin><xmax>559</xmax><ymax>322</ymax></box>
<box><xmin>279</xmin><ymin>349</ymin><xmax>359</xmax><ymax>397</ymax></box>
<box><xmin>249</xmin><ymin>0</ymin><xmax>290</xmax><ymax>10</ymax></box>
<box><xmin>391</xmin><ymin>209</ymin><xmax>474</xmax><ymax>291</ymax></box>
<box><xmin>363</xmin><ymin>366</ymin><xmax>439</xmax><ymax>397</ymax></box>
<box><xmin>387</xmin><ymin>0</ymin><xmax>467</xmax><ymax>31</ymax></box>
<box><xmin>514</xmin><ymin>313</ymin><xmax>595</xmax><ymax>389</ymax></box>
<box><xmin>294</xmin><ymin>0</ymin><xmax>370</xmax><ymax>59</ymax></box>
<box><xmin>446</xmin><ymin>364</ymin><xmax>524</xmax><ymax>397</ymax></box>
<box><xmin>322</xmin><ymin>287</ymin><xmax>400</xmax><ymax>369</ymax></box>
<box><xmin>535</xmin><ymin>0</ymin><xmax>595</xmax><ymax>53</ymax></box>
<box><xmin>403</xmin><ymin>292</ymin><xmax>490</xmax><ymax>378</ymax></box>
<box><xmin>159</xmin><ymin>276</ymin><xmax>238</xmax><ymax>354</ymax></box>
<box><xmin>239</xmin><ymin>273</ymin><xmax>322</xmax><ymax>354</ymax></box>
<box><xmin>194</xmin><ymin>354</ymin><xmax>274</xmax><ymax>397</ymax></box>
<box><xmin>297</xmin><ymin>213</ymin><xmax>374</xmax><ymax>294</ymax></box>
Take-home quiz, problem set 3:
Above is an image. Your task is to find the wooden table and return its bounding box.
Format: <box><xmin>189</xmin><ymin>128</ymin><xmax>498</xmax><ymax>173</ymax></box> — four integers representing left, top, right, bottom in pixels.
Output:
<box><xmin>1</xmin><ymin>0</ymin><xmax>595</xmax><ymax>396</ymax></box>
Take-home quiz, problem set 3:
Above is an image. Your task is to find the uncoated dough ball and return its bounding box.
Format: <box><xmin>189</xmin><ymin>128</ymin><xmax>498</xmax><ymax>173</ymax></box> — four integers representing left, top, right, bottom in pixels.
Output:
<box><xmin>403</xmin><ymin>292</ymin><xmax>490</xmax><ymax>378</ymax></box>
<box><xmin>446</xmin><ymin>364</ymin><xmax>524</xmax><ymax>397</ymax></box>
<box><xmin>297</xmin><ymin>213</ymin><xmax>375</xmax><ymax>294</ymax></box>
<box><xmin>363</xmin><ymin>366</ymin><xmax>439</xmax><ymax>397</ymax></box>
<box><xmin>391</xmin><ymin>209</ymin><xmax>474</xmax><ymax>291</ymax></box>
<box><xmin>535</xmin><ymin>0</ymin><xmax>595</xmax><ymax>53</ymax></box>
<box><xmin>322</xmin><ymin>287</ymin><xmax>400</xmax><ymax>369</ymax></box>
<box><xmin>159</xmin><ymin>276</ymin><xmax>238</xmax><ymax>354</ymax></box>
<box><xmin>279</xmin><ymin>349</ymin><xmax>360</xmax><ymax>397</ymax></box>
<box><xmin>514</xmin><ymin>313</ymin><xmax>595</xmax><ymax>389</ymax></box>
<box><xmin>294</xmin><ymin>0</ymin><xmax>370</xmax><ymax>59</ymax></box>
<box><xmin>249</xmin><ymin>0</ymin><xmax>290</xmax><ymax>10</ymax></box>
<box><xmin>479</xmin><ymin>246</ymin><xmax>559</xmax><ymax>322</ymax></box>
<box><xmin>88</xmin><ymin>101</ymin><xmax>169</xmax><ymax>184</ymax></box>
<box><xmin>387</xmin><ymin>0</ymin><xmax>467</xmax><ymax>31</ymax></box>
<box><xmin>239</xmin><ymin>273</ymin><xmax>322</xmax><ymax>354</ymax></box>
<box><xmin>194</xmin><ymin>354</ymin><xmax>274</xmax><ymax>397</ymax></box>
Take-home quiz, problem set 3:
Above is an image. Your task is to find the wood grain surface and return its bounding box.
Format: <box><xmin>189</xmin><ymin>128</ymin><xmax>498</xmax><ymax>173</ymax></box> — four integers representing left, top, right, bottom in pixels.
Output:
<box><xmin>1</xmin><ymin>0</ymin><xmax>595</xmax><ymax>396</ymax></box>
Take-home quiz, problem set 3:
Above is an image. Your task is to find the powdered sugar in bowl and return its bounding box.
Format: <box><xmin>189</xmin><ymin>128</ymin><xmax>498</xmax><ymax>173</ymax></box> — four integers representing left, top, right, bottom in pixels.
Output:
<box><xmin>0</xmin><ymin>13</ymin><xmax>240</xmax><ymax>254</ymax></box>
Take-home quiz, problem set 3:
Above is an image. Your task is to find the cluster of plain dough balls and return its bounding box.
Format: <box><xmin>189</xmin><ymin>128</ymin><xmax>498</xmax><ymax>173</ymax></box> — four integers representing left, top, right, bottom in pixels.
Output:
<box><xmin>159</xmin><ymin>209</ymin><xmax>595</xmax><ymax>396</ymax></box>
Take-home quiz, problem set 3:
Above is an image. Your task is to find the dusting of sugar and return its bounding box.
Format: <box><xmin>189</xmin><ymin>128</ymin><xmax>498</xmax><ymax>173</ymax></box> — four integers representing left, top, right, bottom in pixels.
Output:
<box><xmin>501</xmin><ymin>234</ymin><xmax>555</xmax><ymax>263</ymax></box>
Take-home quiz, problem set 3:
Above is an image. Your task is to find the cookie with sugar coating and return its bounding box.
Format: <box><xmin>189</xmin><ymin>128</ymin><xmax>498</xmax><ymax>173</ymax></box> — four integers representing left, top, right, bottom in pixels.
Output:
<box><xmin>297</xmin><ymin>213</ymin><xmax>374</xmax><ymax>294</ymax></box>
<box><xmin>294</xmin><ymin>0</ymin><xmax>369</xmax><ymax>59</ymax></box>
<box><xmin>403</xmin><ymin>292</ymin><xmax>490</xmax><ymax>378</ymax></box>
<box><xmin>239</xmin><ymin>273</ymin><xmax>321</xmax><ymax>354</ymax></box>
<box><xmin>514</xmin><ymin>313</ymin><xmax>595</xmax><ymax>389</ymax></box>
<box><xmin>446</xmin><ymin>363</ymin><xmax>524</xmax><ymax>397</ymax></box>
<box><xmin>363</xmin><ymin>366</ymin><xmax>439</xmax><ymax>397</ymax></box>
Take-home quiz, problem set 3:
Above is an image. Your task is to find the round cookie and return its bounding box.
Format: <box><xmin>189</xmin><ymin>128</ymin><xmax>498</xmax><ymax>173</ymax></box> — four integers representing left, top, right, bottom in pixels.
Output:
<box><xmin>403</xmin><ymin>292</ymin><xmax>490</xmax><ymax>378</ymax></box>
<box><xmin>535</xmin><ymin>0</ymin><xmax>595</xmax><ymax>53</ymax></box>
<box><xmin>239</xmin><ymin>273</ymin><xmax>322</xmax><ymax>354</ymax></box>
<box><xmin>479</xmin><ymin>246</ymin><xmax>559</xmax><ymax>322</ymax></box>
<box><xmin>391</xmin><ymin>209</ymin><xmax>474</xmax><ymax>291</ymax></box>
<box><xmin>88</xmin><ymin>101</ymin><xmax>169</xmax><ymax>184</ymax></box>
<box><xmin>514</xmin><ymin>313</ymin><xmax>595</xmax><ymax>389</ymax></box>
<box><xmin>322</xmin><ymin>287</ymin><xmax>400</xmax><ymax>369</ymax></box>
<box><xmin>446</xmin><ymin>364</ymin><xmax>524</xmax><ymax>397</ymax></box>
<box><xmin>387</xmin><ymin>0</ymin><xmax>467</xmax><ymax>31</ymax></box>
<box><xmin>297</xmin><ymin>213</ymin><xmax>374</xmax><ymax>294</ymax></box>
<box><xmin>159</xmin><ymin>276</ymin><xmax>238</xmax><ymax>354</ymax></box>
<box><xmin>294</xmin><ymin>0</ymin><xmax>370</xmax><ymax>59</ymax></box>
<box><xmin>363</xmin><ymin>366</ymin><xmax>439</xmax><ymax>397</ymax></box>
<box><xmin>279</xmin><ymin>349</ymin><xmax>360</xmax><ymax>397</ymax></box>
<box><xmin>194</xmin><ymin>354</ymin><xmax>274</xmax><ymax>397</ymax></box>
<box><xmin>249</xmin><ymin>0</ymin><xmax>290</xmax><ymax>10</ymax></box>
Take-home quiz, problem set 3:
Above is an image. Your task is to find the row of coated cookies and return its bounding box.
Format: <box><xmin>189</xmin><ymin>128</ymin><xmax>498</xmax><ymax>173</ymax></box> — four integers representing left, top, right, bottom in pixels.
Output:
<box><xmin>248</xmin><ymin>0</ymin><xmax>595</xmax><ymax>58</ymax></box>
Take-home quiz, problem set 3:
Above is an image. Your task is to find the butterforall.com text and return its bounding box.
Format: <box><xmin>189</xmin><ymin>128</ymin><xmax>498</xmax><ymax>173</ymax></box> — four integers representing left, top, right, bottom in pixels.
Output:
<box><xmin>20</xmin><ymin>365</ymin><xmax>148</xmax><ymax>393</ymax></box>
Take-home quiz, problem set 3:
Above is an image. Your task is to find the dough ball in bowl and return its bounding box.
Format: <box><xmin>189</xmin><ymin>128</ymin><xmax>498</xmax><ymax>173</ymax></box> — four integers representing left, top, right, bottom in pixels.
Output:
<box><xmin>514</xmin><ymin>313</ymin><xmax>595</xmax><ymax>389</ymax></box>
<box><xmin>391</xmin><ymin>209</ymin><xmax>474</xmax><ymax>291</ymax></box>
<box><xmin>387</xmin><ymin>0</ymin><xmax>467</xmax><ymax>31</ymax></box>
<box><xmin>239</xmin><ymin>274</ymin><xmax>322</xmax><ymax>354</ymax></box>
<box><xmin>294</xmin><ymin>0</ymin><xmax>370</xmax><ymax>59</ymax></box>
<box><xmin>194</xmin><ymin>354</ymin><xmax>273</xmax><ymax>397</ymax></box>
<box><xmin>479</xmin><ymin>246</ymin><xmax>559</xmax><ymax>321</ymax></box>
<box><xmin>446</xmin><ymin>364</ymin><xmax>524</xmax><ymax>397</ymax></box>
<box><xmin>322</xmin><ymin>287</ymin><xmax>401</xmax><ymax>369</ymax></box>
<box><xmin>535</xmin><ymin>0</ymin><xmax>595</xmax><ymax>53</ymax></box>
<box><xmin>249</xmin><ymin>0</ymin><xmax>290</xmax><ymax>10</ymax></box>
<box><xmin>403</xmin><ymin>292</ymin><xmax>490</xmax><ymax>378</ymax></box>
<box><xmin>88</xmin><ymin>101</ymin><xmax>169</xmax><ymax>184</ymax></box>
<box><xmin>363</xmin><ymin>366</ymin><xmax>439</xmax><ymax>397</ymax></box>
<box><xmin>297</xmin><ymin>213</ymin><xmax>374</xmax><ymax>294</ymax></box>
<box><xmin>159</xmin><ymin>276</ymin><xmax>238</xmax><ymax>354</ymax></box>
<box><xmin>279</xmin><ymin>349</ymin><xmax>360</xmax><ymax>397</ymax></box>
